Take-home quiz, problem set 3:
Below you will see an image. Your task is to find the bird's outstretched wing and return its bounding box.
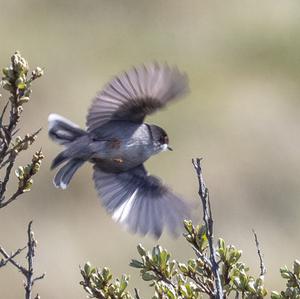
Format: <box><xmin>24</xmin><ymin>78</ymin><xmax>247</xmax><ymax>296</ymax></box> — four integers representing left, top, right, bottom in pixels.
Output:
<box><xmin>93</xmin><ymin>164</ymin><xmax>190</xmax><ymax>238</ymax></box>
<box><xmin>86</xmin><ymin>63</ymin><xmax>189</xmax><ymax>132</ymax></box>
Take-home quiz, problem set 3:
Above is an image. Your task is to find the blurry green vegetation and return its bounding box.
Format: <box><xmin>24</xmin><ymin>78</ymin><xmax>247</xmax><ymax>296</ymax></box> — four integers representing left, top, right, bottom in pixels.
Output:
<box><xmin>0</xmin><ymin>51</ymin><xmax>44</xmax><ymax>207</ymax></box>
<box><xmin>81</xmin><ymin>220</ymin><xmax>300</xmax><ymax>299</ymax></box>
<box><xmin>0</xmin><ymin>52</ymin><xmax>45</xmax><ymax>298</ymax></box>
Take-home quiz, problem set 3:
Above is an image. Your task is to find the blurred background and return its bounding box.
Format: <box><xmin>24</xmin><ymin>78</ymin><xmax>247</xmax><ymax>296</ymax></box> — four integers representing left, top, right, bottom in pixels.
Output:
<box><xmin>1</xmin><ymin>0</ymin><xmax>300</xmax><ymax>297</ymax></box>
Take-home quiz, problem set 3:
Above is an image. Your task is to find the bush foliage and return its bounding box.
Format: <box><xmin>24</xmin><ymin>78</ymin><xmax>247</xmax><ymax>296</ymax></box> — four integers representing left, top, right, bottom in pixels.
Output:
<box><xmin>80</xmin><ymin>220</ymin><xmax>300</xmax><ymax>299</ymax></box>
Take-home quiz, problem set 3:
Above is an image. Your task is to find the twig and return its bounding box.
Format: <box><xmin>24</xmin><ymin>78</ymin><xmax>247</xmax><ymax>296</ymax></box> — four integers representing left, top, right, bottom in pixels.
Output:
<box><xmin>252</xmin><ymin>229</ymin><xmax>266</xmax><ymax>276</ymax></box>
<box><xmin>0</xmin><ymin>188</ymin><xmax>23</xmax><ymax>208</ymax></box>
<box><xmin>191</xmin><ymin>245</ymin><xmax>212</xmax><ymax>268</ymax></box>
<box><xmin>32</xmin><ymin>273</ymin><xmax>46</xmax><ymax>284</ymax></box>
<box><xmin>0</xmin><ymin>151</ymin><xmax>17</xmax><ymax>203</ymax></box>
<box><xmin>0</xmin><ymin>222</ymin><xmax>45</xmax><ymax>299</ymax></box>
<box><xmin>0</xmin><ymin>149</ymin><xmax>44</xmax><ymax>209</ymax></box>
<box><xmin>25</xmin><ymin>220</ymin><xmax>35</xmax><ymax>299</ymax></box>
<box><xmin>188</xmin><ymin>270</ymin><xmax>213</xmax><ymax>294</ymax></box>
<box><xmin>0</xmin><ymin>52</ymin><xmax>45</xmax><ymax>299</ymax></box>
<box><xmin>25</xmin><ymin>221</ymin><xmax>46</xmax><ymax>299</ymax></box>
<box><xmin>134</xmin><ymin>288</ymin><xmax>141</xmax><ymax>299</ymax></box>
<box><xmin>151</xmin><ymin>265</ymin><xmax>176</xmax><ymax>289</ymax></box>
<box><xmin>0</xmin><ymin>246</ymin><xmax>28</xmax><ymax>275</ymax></box>
<box><xmin>192</xmin><ymin>158</ymin><xmax>223</xmax><ymax>299</ymax></box>
<box><xmin>0</xmin><ymin>52</ymin><xmax>43</xmax><ymax>209</ymax></box>
<box><xmin>0</xmin><ymin>128</ymin><xmax>42</xmax><ymax>169</ymax></box>
<box><xmin>0</xmin><ymin>90</ymin><xmax>19</xmax><ymax>161</ymax></box>
<box><xmin>0</xmin><ymin>101</ymin><xmax>9</xmax><ymax>122</ymax></box>
<box><xmin>0</xmin><ymin>245</ymin><xmax>27</xmax><ymax>268</ymax></box>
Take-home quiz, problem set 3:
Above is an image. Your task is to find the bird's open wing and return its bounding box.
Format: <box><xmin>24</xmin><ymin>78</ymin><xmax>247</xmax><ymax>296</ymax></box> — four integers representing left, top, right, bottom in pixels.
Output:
<box><xmin>93</xmin><ymin>164</ymin><xmax>190</xmax><ymax>238</ymax></box>
<box><xmin>86</xmin><ymin>63</ymin><xmax>189</xmax><ymax>132</ymax></box>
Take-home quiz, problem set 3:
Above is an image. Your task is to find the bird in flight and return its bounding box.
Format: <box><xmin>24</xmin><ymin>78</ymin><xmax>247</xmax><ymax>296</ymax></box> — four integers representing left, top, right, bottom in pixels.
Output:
<box><xmin>49</xmin><ymin>63</ymin><xmax>190</xmax><ymax>238</ymax></box>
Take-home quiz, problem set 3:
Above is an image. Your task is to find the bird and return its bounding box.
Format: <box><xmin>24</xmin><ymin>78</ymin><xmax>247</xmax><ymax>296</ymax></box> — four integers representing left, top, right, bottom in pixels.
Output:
<box><xmin>48</xmin><ymin>62</ymin><xmax>191</xmax><ymax>238</ymax></box>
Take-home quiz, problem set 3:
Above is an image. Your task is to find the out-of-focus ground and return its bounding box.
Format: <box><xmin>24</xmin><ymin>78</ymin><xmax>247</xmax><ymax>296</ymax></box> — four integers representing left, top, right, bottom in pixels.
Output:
<box><xmin>1</xmin><ymin>1</ymin><xmax>300</xmax><ymax>297</ymax></box>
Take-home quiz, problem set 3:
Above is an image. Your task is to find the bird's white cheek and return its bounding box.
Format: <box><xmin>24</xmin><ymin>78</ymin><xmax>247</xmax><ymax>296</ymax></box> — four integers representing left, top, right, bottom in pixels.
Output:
<box><xmin>161</xmin><ymin>144</ymin><xmax>168</xmax><ymax>152</ymax></box>
<box><xmin>152</xmin><ymin>143</ymin><xmax>168</xmax><ymax>155</ymax></box>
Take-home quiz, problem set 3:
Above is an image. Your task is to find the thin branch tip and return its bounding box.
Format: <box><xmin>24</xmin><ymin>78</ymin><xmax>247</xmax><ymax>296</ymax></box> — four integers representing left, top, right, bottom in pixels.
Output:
<box><xmin>192</xmin><ymin>158</ymin><xmax>223</xmax><ymax>299</ymax></box>
<box><xmin>252</xmin><ymin>229</ymin><xmax>266</xmax><ymax>276</ymax></box>
<box><xmin>134</xmin><ymin>288</ymin><xmax>141</xmax><ymax>299</ymax></box>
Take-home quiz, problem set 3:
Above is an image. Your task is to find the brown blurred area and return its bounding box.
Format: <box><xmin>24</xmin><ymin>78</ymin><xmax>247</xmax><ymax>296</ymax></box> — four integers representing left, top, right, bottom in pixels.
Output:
<box><xmin>1</xmin><ymin>0</ymin><xmax>300</xmax><ymax>297</ymax></box>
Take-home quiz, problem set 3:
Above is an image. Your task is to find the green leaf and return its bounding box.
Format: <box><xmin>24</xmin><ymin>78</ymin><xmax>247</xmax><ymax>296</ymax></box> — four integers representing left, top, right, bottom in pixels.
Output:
<box><xmin>178</xmin><ymin>263</ymin><xmax>188</xmax><ymax>274</ymax></box>
<box><xmin>183</xmin><ymin>220</ymin><xmax>193</xmax><ymax>234</ymax></box>
<box><xmin>160</xmin><ymin>249</ymin><xmax>170</xmax><ymax>268</ymax></box>
<box><xmin>17</xmin><ymin>82</ymin><xmax>26</xmax><ymax>90</ymax></box>
<box><xmin>23</xmin><ymin>179</ymin><xmax>33</xmax><ymax>192</ymax></box>
<box><xmin>84</xmin><ymin>262</ymin><xmax>92</xmax><ymax>276</ymax></box>
<box><xmin>137</xmin><ymin>244</ymin><xmax>146</xmax><ymax>256</ymax></box>
<box><xmin>271</xmin><ymin>291</ymin><xmax>282</xmax><ymax>299</ymax></box>
<box><xmin>119</xmin><ymin>275</ymin><xmax>129</xmax><ymax>293</ymax></box>
<box><xmin>280</xmin><ymin>267</ymin><xmax>292</xmax><ymax>279</ymax></box>
<box><xmin>129</xmin><ymin>259</ymin><xmax>144</xmax><ymax>269</ymax></box>
<box><xmin>142</xmin><ymin>272</ymin><xmax>157</xmax><ymax>281</ymax></box>
<box><xmin>218</xmin><ymin>238</ymin><xmax>225</xmax><ymax>250</ymax></box>
<box><xmin>1</xmin><ymin>80</ymin><xmax>13</xmax><ymax>91</ymax></box>
<box><xmin>19</xmin><ymin>96</ymin><xmax>30</xmax><ymax>104</ymax></box>
<box><xmin>152</xmin><ymin>246</ymin><xmax>161</xmax><ymax>264</ymax></box>
<box><xmin>294</xmin><ymin>260</ymin><xmax>300</xmax><ymax>276</ymax></box>
<box><xmin>15</xmin><ymin>166</ymin><xmax>24</xmax><ymax>179</ymax></box>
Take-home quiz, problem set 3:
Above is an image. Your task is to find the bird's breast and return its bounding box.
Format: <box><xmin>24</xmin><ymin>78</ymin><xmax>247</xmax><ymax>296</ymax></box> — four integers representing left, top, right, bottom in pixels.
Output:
<box><xmin>88</xmin><ymin>122</ymin><xmax>154</xmax><ymax>173</ymax></box>
<box><xmin>91</xmin><ymin>138</ymin><xmax>153</xmax><ymax>173</ymax></box>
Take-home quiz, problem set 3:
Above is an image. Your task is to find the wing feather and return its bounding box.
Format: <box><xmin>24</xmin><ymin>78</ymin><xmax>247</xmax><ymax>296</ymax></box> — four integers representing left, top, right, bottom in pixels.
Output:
<box><xmin>93</xmin><ymin>164</ymin><xmax>190</xmax><ymax>238</ymax></box>
<box><xmin>86</xmin><ymin>63</ymin><xmax>189</xmax><ymax>132</ymax></box>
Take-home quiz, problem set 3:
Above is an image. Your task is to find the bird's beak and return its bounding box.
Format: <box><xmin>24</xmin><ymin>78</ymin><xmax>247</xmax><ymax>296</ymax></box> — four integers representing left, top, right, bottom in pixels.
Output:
<box><xmin>167</xmin><ymin>146</ymin><xmax>173</xmax><ymax>151</ymax></box>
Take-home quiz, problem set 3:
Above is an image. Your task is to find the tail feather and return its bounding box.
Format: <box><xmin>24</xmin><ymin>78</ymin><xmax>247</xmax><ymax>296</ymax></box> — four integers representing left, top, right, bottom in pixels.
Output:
<box><xmin>51</xmin><ymin>151</ymin><xmax>68</xmax><ymax>170</ymax></box>
<box><xmin>49</xmin><ymin>114</ymin><xmax>87</xmax><ymax>189</ymax></box>
<box><xmin>48</xmin><ymin>114</ymin><xmax>85</xmax><ymax>145</ymax></box>
<box><xmin>53</xmin><ymin>159</ymin><xmax>85</xmax><ymax>189</ymax></box>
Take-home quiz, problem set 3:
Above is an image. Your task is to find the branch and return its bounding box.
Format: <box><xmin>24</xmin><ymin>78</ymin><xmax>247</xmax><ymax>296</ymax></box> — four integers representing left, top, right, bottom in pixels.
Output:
<box><xmin>0</xmin><ymin>246</ymin><xmax>28</xmax><ymax>275</ymax></box>
<box><xmin>0</xmin><ymin>222</ymin><xmax>45</xmax><ymax>299</ymax></box>
<box><xmin>25</xmin><ymin>220</ymin><xmax>36</xmax><ymax>299</ymax></box>
<box><xmin>0</xmin><ymin>52</ymin><xmax>45</xmax><ymax>299</ymax></box>
<box><xmin>134</xmin><ymin>288</ymin><xmax>141</xmax><ymax>299</ymax></box>
<box><xmin>0</xmin><ymin>52</ymin><xmax>43</xmax><ymax>210</ymax></box>
<box><xmin>0</xmin><ymin>128</ymin><xmax>42</xmax><ymax>169</ymax></box>
<box><xmin>32</xmin><ymin>273</ymin><xmax>46</xmax><ymax>284</ymax></box>
<box><xmin>0</xmin><ymin>149</ymin><xmax>44</xmax><ymax>209</ymax></box>
<box><xmin>0</xmin><ymin>188</ymin><xmax>24</xmax><ymax>208</ymax></box>
<box><xmin>252</xmin><ymin>229</ymin><xmax>266</xmax><ymax>276</ymax></box>
<box><xmin>151</xmin><ymin>265</ymin><xmax>177</xmax><ymax>289</ymax></box>
<box><xmin>191</xmin><ymin>245</ymin><xmax>212</xmax><ymax>268</ymax></box>
<box><xmin>0</xmin><ymin>151</ymin><xmax>17</xmax><ymax>203</ymax></box>
<box><xmin>192</xmin><ymin>158</ymin><xmax>223</xmax><ymax>299</ymax></box>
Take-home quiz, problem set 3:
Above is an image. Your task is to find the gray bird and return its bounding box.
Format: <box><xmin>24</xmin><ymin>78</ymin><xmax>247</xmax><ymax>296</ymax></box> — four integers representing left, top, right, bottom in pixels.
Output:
<box><xmin>48</xmin><ymin>63</ymin><xmax>190</xmax><ymax>238</ymax></box>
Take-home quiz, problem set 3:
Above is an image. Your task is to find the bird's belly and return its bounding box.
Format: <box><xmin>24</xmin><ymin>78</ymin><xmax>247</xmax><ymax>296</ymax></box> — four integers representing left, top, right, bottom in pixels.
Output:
<box><xmin>91</xmin><ymin>140</ymin><xmax>151</xmax><ymax>173</ymax></box>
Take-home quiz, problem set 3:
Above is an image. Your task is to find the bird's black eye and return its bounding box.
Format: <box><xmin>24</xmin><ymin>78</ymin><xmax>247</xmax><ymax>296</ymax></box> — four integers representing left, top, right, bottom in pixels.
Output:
<box><xmin>159</xmin><ymin>135</ymin><xmax>168</xmax><ymax>144</ymax></box>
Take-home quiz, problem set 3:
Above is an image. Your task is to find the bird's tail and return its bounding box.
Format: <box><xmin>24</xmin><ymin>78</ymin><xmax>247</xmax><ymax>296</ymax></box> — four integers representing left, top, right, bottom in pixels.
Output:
<box><xmin>53</xmin><ymin>159</ymin><xmax>85</xmax><ymax>189</ymax></box>
<box><xmin>48</xmin><ymin>113</ymin><xmax>86</xmax><ymax>146</ymax></box>
<box><xmin>48</xmin><ymin>114</ymin><xmax>87</xmax><ymax>189</ymax></box>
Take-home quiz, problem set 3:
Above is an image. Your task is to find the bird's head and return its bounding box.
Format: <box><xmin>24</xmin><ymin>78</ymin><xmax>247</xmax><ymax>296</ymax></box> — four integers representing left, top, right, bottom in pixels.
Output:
<box><xmin>149</xmin><ymin>125</ymin><xmax>173</xmax><ymax>154</ymax></box>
